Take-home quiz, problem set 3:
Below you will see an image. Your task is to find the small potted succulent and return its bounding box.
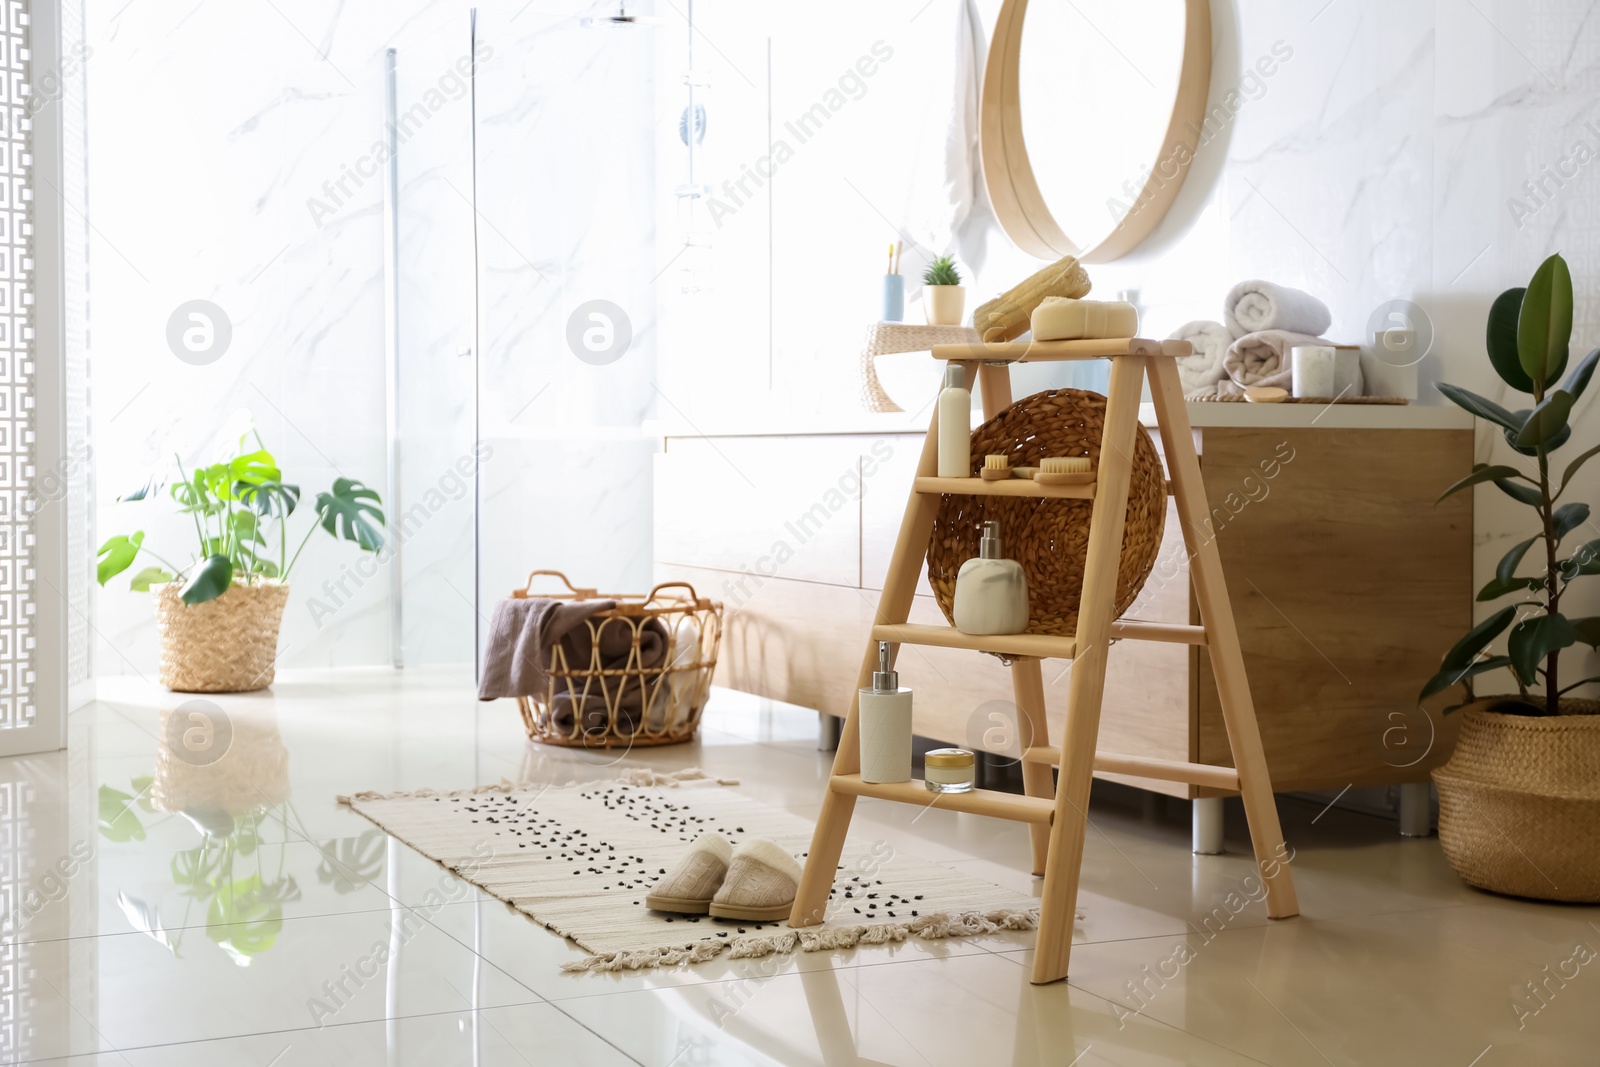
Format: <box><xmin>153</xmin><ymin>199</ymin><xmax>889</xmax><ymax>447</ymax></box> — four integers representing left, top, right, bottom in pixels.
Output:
<box><xmin>97</xmin><ymin>417</ymin><xmax>385</xmax><ymax>693</ymax></box>
<box><xmin>922</xmin><ymin>255</ymin><xmax>965</xmax><ymax>326</ymax></box>
<box><xmin>1421</xmin><ymin>252</ymin><xmax>1600</xmax><ymax>902</ymax></box>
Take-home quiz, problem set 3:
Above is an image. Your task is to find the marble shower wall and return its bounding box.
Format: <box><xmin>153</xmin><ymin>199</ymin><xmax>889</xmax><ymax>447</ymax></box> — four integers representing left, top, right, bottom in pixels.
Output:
<box><xmin>87</xmin><ymin>0</ymin><xmax>658</xmax><ymax>672</ymax></box>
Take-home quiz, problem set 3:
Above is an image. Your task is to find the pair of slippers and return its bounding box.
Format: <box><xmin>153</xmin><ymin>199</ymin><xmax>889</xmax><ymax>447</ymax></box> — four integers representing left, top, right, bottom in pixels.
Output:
<box><xmin>645</xmin><ymin>832</ymin><xmax>802</xmax><ymax>921</ymax></box>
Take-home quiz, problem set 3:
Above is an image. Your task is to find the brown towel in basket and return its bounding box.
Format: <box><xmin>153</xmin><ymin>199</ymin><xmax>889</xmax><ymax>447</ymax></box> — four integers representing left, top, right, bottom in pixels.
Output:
<box><xmin>477</xmin><ymin>597</ymin><xmax>617</xmax><ymax>701</ymax></box>
<box><xmin>551</xmin><ymin>616</ymin><xmax>670</xmax><ymax>736</ymax></box>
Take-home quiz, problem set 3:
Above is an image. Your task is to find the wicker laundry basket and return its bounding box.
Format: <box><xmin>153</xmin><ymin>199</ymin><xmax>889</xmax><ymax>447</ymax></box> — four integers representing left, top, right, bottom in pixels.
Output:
<box><xmin>155</xmin><ymin>580</ymin><xmax>290</xmax><ymax>693</ymax></box>
<box><xmin>513</xmin><ymin>571</ymin><xmax>724</xmax><ymax>749</ymax></box>
<box><xmin>1433</xmin><ymin>697</ymin><xmax>1600</xmax><ymax>902</ymax></box>
<box><xmin>926</xmin><ymin>388</ymin><xmax>1167</xmax><ymax>636</ymax></box>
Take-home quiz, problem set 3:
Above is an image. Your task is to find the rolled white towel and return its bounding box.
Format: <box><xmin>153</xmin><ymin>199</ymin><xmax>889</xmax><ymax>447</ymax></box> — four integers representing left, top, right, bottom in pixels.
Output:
<box><xmin>1224</xmin><ymin>330</ymin><xmax>1325</xmax><ymax>390</ymax></box>
<box><xmin>1224</xmin><ymin>280</ymin><xmax>1332</xmax><ymax>339</ymax></box>
<box><xmin>1168</xmin><ymin>320</ymin><xmax>1231</xmax><ymax>396</ymax></box>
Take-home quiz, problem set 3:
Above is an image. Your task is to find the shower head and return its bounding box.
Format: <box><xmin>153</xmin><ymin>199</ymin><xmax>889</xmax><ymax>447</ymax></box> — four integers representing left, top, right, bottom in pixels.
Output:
<box><xmin>580</xmin><ymin>2</ymin><xmax>664</xmax><ymax>27</ymax></box>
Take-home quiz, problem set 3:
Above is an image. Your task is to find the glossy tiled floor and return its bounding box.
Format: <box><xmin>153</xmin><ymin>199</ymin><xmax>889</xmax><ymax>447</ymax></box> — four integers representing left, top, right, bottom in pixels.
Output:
<box><xmin>9</xmin><ymin>667</ymin><xmax>1598</xmax><ymax>1065</ymax></box>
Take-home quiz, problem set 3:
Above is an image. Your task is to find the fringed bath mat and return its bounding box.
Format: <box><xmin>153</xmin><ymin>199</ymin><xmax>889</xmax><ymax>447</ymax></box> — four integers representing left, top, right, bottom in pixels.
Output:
<box><xmin>340</xmin><ymin>769</ymin><xmax>1041</xmax><ymax>971</ymax></box>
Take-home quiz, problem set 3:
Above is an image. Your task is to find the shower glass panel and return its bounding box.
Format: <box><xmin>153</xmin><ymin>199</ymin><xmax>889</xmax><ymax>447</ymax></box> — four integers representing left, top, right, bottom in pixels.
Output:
<box><xmin>389</xmin><ymin>4</ymin><xmax>659</xmax><ymax>668</ymax></box>
<box><xmin>388</xmin><ymin>13</ymin><xmax>480</xmax><ymax>667</ymax></box>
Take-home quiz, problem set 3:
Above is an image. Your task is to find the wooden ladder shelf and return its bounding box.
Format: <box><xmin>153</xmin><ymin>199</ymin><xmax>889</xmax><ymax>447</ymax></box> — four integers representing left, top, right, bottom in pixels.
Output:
<box><xmin>789</xmin><ymin>337</ymin><xmax>1300</xmax><ymax>985</ymax></box>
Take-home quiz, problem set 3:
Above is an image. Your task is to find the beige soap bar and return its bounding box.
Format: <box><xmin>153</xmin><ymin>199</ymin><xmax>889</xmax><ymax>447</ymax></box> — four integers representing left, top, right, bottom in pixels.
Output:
<box><xmin>1030</xmin><ymin>298</ymin><xmax>1139</xmax><ymax>341</ymax></box>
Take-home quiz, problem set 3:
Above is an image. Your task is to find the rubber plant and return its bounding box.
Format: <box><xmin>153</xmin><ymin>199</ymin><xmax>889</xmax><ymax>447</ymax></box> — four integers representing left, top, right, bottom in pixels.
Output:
<box><xmin>95</xmin><ymin>421</ymin><xmax>385</xmax><ymax>604</ymax></box>
<box><xmin>1420</xmin><ymin>252</ymin><xmax>1600</xmax><ymax>715</ymax></box>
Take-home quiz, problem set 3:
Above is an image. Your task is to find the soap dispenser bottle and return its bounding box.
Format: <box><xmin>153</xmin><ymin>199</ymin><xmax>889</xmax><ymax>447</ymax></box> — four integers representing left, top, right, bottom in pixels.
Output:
<box><xmin>953</xmin><ymin>521</ymin><xmax>1029</xmax><ymax>635</ymax></box>
<box><xmin>858</xmin><ymin>641</ymin><xmax>913</xmax><ymax>784</ymax></box>
<box><xmin>936</xmin><ymin>363</ymin><xmax>971</xmax><ymax>477</ymax></box>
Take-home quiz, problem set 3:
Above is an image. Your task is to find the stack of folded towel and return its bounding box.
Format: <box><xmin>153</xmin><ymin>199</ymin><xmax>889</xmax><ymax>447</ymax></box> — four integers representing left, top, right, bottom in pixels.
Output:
<box><xmin>1169</xmin><ymin>281</ymin><xmax>1351</xmax><ymax>398</ymax></box>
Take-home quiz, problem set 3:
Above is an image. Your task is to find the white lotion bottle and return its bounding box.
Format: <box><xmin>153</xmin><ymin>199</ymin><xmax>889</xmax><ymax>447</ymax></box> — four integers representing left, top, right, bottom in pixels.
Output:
<box><xmin>936</xmin><ymin>363</ymin><xmax>971</xmax><ymax>477</ymax></box>
<box><xmin>858</xmin><ymin>641</ymin><xmax>913</xmax><ymax>784</ymax></box>
<box><xmin>953</xmin><ymin>521</ymin><xmax>1030</xmax><ymax>635</ymax></box>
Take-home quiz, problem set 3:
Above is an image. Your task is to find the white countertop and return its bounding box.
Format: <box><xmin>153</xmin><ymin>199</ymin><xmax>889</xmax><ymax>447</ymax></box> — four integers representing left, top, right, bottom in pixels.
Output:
<box><xmin>647</xmin><ymin>400</ymin><xmax>1471</xmax><ymax>439</ymax></box>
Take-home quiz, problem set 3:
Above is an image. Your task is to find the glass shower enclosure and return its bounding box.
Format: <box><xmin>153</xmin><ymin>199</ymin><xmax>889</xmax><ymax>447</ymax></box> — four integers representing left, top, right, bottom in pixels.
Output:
<box><xmin>383</xmin><ymin>3</ymin><xmax>665</xmax><ymax>669</ymax></box>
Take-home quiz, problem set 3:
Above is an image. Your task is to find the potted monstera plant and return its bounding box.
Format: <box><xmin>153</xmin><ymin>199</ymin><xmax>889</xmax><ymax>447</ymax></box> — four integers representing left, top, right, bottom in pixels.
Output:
<box><xmin>1421</xmin><ymin>253</ymin><xmax>1600</xmax><ymax>902</ymax></box>
<box><xmin>97</xmin><ymin>418</ymin><xmax>385</xmax><ymax>693</ymax></box>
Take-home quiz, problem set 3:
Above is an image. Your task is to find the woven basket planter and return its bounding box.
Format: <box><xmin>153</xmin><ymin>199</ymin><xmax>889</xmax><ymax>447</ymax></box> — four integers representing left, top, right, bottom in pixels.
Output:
<box><xmin>927</xmin><ymin>388</ymin><xmax>1167</xmax><ymax>636</ymax></box>
<box><xmin>154</xmin><ymin>581</ymin><xmax>290</xmax><ymax>693</ymax></box>
<box><xmin>1433</xmin><ymin>697</ymin><xmax>1600</xmax><ymax>902</ymax></box>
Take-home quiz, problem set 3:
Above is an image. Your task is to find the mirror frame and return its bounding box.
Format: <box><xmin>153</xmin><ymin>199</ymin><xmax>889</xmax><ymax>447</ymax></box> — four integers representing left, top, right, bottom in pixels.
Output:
<box><xmin>981</xmin><ymin>0</ymin><xmax>1212</xmax><ymax>263</ymax></box>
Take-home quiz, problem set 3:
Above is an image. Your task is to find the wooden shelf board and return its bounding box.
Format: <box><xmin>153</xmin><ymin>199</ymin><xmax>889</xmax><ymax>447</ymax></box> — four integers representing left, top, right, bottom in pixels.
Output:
<box><xmin>830</xmin><ymin>774</ymin><xmax>1055</xmax><ymax>824</ymax></box>
<box><xmin>871</xmin><ymin>622</ymin><xmax>1076</xmax><ymax>660</ymax></box>
<box><xmin>929</xmin><ymin>337</ymin><xmax>1189</xmax><ymax>364</ymax></box>
<box><xmin>914</xmin><ymin>476</ymin><xmax>1096</xmax><ymax>500</ymax></box>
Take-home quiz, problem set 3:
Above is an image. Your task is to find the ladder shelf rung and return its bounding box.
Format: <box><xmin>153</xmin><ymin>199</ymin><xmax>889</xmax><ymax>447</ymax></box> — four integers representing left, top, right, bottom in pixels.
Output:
<box><xmin>871</xmin><ymin>623</ymin><xmax>1076</xmax><ymax>661</ymax></box>
<box><xmin>830</xmin><ymin>774</ymin><xmax>1055</xmax><ymax>824</ymax></box>
<box><xmin>915</xmin><ymin>476</ymin><xmax>1096</xmax><ymax>500</ymax></box>
<box><xmin>1021</xmin><ymin>748</ymin><xmax>1241</xmax><ymax>791</ymax></box>
<box><xmin>1109</xmin><ymin>620</ymin><xmax>1208</xmax><ymax>645</ymax></box>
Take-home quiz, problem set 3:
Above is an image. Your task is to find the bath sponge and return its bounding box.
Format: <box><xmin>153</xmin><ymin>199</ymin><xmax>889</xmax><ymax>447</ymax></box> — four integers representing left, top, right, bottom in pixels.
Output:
<box><xmin>1030</xmin><ymin>298</ymin><xmax>1139</xmax><ymax>342</ymax></box>
<box><xmin>971</xmin><ymin>255</ymin><xmax>1092</xmax><ymax>342</ymax></box>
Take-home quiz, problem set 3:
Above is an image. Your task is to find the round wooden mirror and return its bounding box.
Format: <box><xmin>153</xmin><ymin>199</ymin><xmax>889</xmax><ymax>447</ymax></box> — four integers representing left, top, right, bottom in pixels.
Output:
<box><xmin>981</xmin><ymin>0</ymin><xmax>1211</xmax><ymax>263</ymax></box>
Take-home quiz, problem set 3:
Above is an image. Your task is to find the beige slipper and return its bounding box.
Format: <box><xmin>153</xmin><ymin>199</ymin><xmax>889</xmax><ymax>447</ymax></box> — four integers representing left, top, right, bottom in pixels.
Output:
<box><xmin>644</xmin><ymin>832</ymin><xmax>732</xmax><ymax>915</ymax></box>
<box><xmin>708</xmin><ymin>838</ymin><xmax>802</xmax><ymax>921</ymax></box>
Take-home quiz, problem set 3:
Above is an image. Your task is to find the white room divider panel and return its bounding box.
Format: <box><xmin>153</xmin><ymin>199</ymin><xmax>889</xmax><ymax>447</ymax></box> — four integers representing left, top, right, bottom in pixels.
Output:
<box><xmin>0</xmin><ymin>0</ymin><xmax>72</xmax><ymax>757</ymax></box>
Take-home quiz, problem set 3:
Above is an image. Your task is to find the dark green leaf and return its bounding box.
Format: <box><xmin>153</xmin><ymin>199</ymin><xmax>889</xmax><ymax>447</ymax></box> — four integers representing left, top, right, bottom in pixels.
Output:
<box><xmin>96</xmin><ymin>532</ymin><xmax>144</xmax><ymax>585</ymax></box>
<box><xmin>1496</xmin><ymin>536</ymin><xmax>1539</xmax><ymax>586</ymax></box>
<box><xmin>316</xmin><ymin>479</ymin><xmax>386</xmax><ymax>552</ymax></box>
<box><xmin>1435</xmin><ymin>605</ymin><xmax>1518</xmax><ymax>681</ymax></box>
<box><xmin>1564</xmin><ymin>346</ymin><xmax>1600</xmax><ymax>399</ymax></box>
<box><xmin>1437</xmin><ymin>464</ymin><xmax>1529</xmax><ymax>504</ymax></box>
<box><xmin>1562</xmin><ymin>540</ymin><xmax>1600</xmax><ymax>580</ymax></box>
<box><xmin>1558</xmin><ymin>442</ymin><xmax>1600</xmax><ymax>497</ymax></box>
<box><xmin>1553</xmin><ymin>502</ymin><xmax>1590</xmax><ymax>545</ymax></box>
<box><xmin>1494</xmin><ymin>476</ymin><xmax>1544</xmax><ymax>507</ymax></box>
<box><xmin>118</xmin><ymin>476</ymin><xmax>164</xmax><ymax>503</ymax></box>
<box><xmin>128</xmin><ymin>565</ymin><xmax>174</xmax><ymax>592</ymax></box>
<box><xmin>1486</xmin><ymin>287</ymin><xmax>1534</xmax><ymax>392</ymax></box>
<box><xmin>181</xmin><ymin>554</ymin><xmax>233</xmax><ymax>605</ymax></box>
<box><xmin>1476</xmin><ymin>575</ymin><xmax>1544</xmax><ymax>602</ymax></box>
<box><xmin>1503</xmin><ymin>413</ymin><xmax>1571</xmax><ymax>456</ymax></box>
<box><xmin>1571</xmin><ymin>616</ymin><xmax>1600</xmax><ymax>647</ymax></box>
<box><xmin>1519</xmin><ymin>253</ymin><xmax>1573</xmax><ymax>388</ymax></box>
<box><xmin>1514</xmin><ymin>390</ymin><xmax>1575</xmax><ymax>448</ymax></box>
<box><xmin>1436</xmin><ymin>382</ymin><xmax>1526</xmax><ymax>433</ymax></box>
<box><xmin>1420</xmin><ymin>654</ymin><xmax>1514</xmax><ymax>702</ymax></box>
<box><xmin>1507</xmin><ymin>613</ymin><xmax>1576</xmax><ymax>686</ymax></box>
<box><xmin>237</xmin><ymin>480</ymin><xmax>300</xmax><ymax>519</ymax></box>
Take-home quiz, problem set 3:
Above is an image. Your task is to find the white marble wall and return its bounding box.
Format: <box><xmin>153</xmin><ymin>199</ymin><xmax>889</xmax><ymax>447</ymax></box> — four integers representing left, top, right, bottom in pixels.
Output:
<box><xmin>87</xmin><ymin>0</ymin><xmax>657</xmax><ymax>673</ymax></box>
<box><xmin>658</xmin><ymin>0</ymin><xmax>1600</xmax><ymax>692</ymax></box>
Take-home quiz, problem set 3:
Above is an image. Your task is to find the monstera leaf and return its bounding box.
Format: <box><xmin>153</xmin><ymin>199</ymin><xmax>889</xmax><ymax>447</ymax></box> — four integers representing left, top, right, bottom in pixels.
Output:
<box><xmin>96</xmin><ymin>532</ymin><xmax>144</xmax><ymax>585</ymax></box>
<box><xmin>98</xmin><ymin>785</ymin><xmax>147</xmax><ymax>842</ymax></box>
<box><xmin>181</xmin><ymin>554</ymin><xmax>233</xmax><ymax>606</ymax></box>
<box><xmin>316</xmin><ymin>831</ymin><xmax>387</xmax><ymax>893</ymax></box>
<box><xmin>315</xmin><ymin>479</ymin><xmax>385</xmax><ymax>552</ymax></box>
<box><xmin>206</xmin><ymin>874</ymin><xmax>300</xmax><ymax>965</ymax></box>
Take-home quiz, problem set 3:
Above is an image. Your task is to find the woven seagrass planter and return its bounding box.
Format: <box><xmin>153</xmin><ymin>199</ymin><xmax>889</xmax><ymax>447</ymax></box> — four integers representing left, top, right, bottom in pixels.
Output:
<box><xmin>154</xmin><ymin>581</ymin><xmax>290</xmax><ymax>693</ymax></box>
<box><xmin>1433</xmin><ymin>697</ymin><xmax>1600</xmax><ymax>903</ymax></box>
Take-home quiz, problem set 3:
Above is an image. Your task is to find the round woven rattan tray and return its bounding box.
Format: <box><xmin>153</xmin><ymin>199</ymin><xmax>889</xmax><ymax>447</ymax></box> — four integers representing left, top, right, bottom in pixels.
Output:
<box><xmin>927</xmin><ymin>388</ymin><xmax>1166</xmax><ymax>636</ymax></box>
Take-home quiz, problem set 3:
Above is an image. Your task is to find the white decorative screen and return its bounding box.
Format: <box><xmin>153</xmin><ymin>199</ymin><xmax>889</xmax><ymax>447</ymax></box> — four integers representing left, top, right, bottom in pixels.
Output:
<box><xmin>0</xmin><ymin>0</ymin><xmax>35</xmax><ymax>731</ymax></box>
